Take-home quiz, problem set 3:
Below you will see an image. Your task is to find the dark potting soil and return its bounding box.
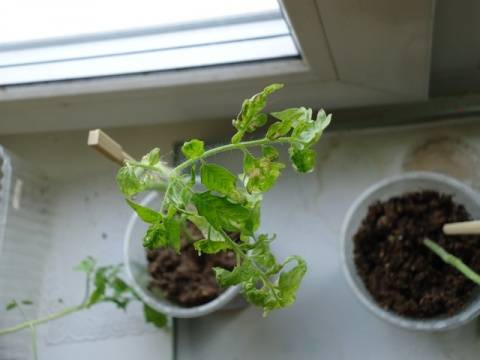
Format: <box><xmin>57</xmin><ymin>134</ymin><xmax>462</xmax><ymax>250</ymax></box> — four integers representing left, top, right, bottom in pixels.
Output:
<box><xmin>354</xmin><ymin>190</ymin><xmax>480</xmax><ymax>318</ymax></box>
<box><xmin>146</xmin><ymin>222</ymin><xmax>236</xmax><ymax>307</ymax></box>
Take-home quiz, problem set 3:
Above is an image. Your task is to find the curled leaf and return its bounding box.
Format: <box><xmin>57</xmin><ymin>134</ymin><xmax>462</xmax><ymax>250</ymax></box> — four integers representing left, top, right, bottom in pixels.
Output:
<box><xmin>232</xmin><ymin>84</ymin><xmax>284</xmax><ymax>143</ymax></box>
<box><xmin>116</xmin><ymin>163</ymin><xmax>165</xmax><ymax>197</ymax></box>
<box><xmin>141</xmin><ymin>148</ymin><xmax>161</xmax><ymax>166</ymax></box>
<box><xmin>194</xmin><ymin>239</ymin><xmax>230</xmax><ymax>254</ymax></box>
<box><xmin>243</xmin><ymin>152</ymin><xmax>284</xmax><ymax>193</ymax></box>
<box><xmin>181</xmin><ymin>139</ymin><xmax>205</xmax><ymax>159</ymax></box>
<box><xmin>289</xmin><ymin>147</ymin><xmax>316</xmax><ymax>173</ymax></box>
<box><xmin>143</xmin><ymin>217</ymin><xmax>181</xmax><ymax>252</ymax></box>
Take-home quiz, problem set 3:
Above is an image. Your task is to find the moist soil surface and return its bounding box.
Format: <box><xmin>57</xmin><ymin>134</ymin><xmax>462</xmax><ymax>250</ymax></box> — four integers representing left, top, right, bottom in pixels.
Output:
<box><xmin>354</xmin><ymin>190</ymin><xmax>480</xmax><ymax>318</ymax></box>
<box><xmin>146</xmin><ymin>222</ymin><xmax>236</xmax><ymax>307</ymax></box>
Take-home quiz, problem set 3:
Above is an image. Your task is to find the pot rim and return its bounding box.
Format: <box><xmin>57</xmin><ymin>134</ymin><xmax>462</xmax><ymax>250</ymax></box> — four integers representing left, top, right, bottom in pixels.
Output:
<box><xmin>123</xmin><ymin>191</ymin><xmax>241</xmax><ymax>318</ymax></box>
<box><xmin>340</xmin><ymin>171</ymin><xmax>480</xmax><ymax>331</ymax></box>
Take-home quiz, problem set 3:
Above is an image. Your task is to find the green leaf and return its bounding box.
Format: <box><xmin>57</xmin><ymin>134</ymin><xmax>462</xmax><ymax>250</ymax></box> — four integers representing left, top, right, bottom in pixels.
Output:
<box><xmin>232</xmin><ymin>84</ymin><xmax>284</xmax><ymax>143</ymax></box>
<box><xmin>287</xmin><ymin>109</ymin><xmax>331</xmax><ymax>150</ymax></box>
<box><xmin>21</xmin><ymin>300</ymin><xmax>34</xmax><ymax>306</ymax></box>
<box><xmin>74</xmin><ymin>256</ymin><xmax>96</xmax><ymax>274</ymax></box>
<box><xmin>261</xmin><ymin>145</ymin><xmax>279</xmax><ymax>161</ymax></box>
<box><xmin>116</xmin><ymin>165</ymin><xmax>141</xmax><ymax>197</ymax></box>
<box><xmin>116</xmin><ymin>163</ymin><xmax>164</xmax><ymax>198</ymax></box>
<box><xmin>267</xmin><ymin>107</ymin><xmax>311</xmax><ymax>140</ymax></box>
<box><xmin>291</xmin><ymin>120</ymin><xmax>322</xmax><ymax>148</ymax></box>
<box><xmin>112</xmin><ymin>278</ymin><xmax>129</xmax><ymax>294</ymax></box>
<box><xmin>144</xmin><ymin>222</ymin><xmax>165</xmax><ymax>249</ymax></box>
<box><xmin>200</xmin><ymin>163</ymin><xmax>243</xmax><ymax>202</ymax></box>
<box><xmin>243</xmin><ymin>282</ymin><xmax>278</xmax><ymax>313</ymax></box>
<box><xmin>164</xmin><ymin>217</ymin><xmax>181</xmax><ymax>252</ymax></box>
<box><xmin>243</xmin><ymin>153</ymin><xmax>285</xmax><ymax>194</ymax></box>
<box><xmin>213</xmin><ymin>260</ymin><xmax>256</xmax><ymax>287</ymax></box>
<box><xmin>289</xmin><ymin>147</ymin><xmax>316</xmax><ymax>173</ymax></box>
<box><xmin>192</xmin><ymin>192</ymin><xmax>258</xmax><ymax>235</ymax></box>
<box><xmin>270</xmin><ymin>107</ymin><xmax>311</xmax><ymax>124</ymax></box>
<box><xmin>316</xmin><ymin>109</ymin><xmax>332</xmax><ymax>130</ymax></box>
<box><xmin>181</xmin><ymin>139</ymin><xmax>205</xmax><ymax>159</ymax></box>
<box><xmin>166</xmin><ymin>176</ymin><xmax>192</xmax><ymax>209</ymax></box>
<box><xmin>187</xmin><ymin>215</ymin><xmax>224</xmax><ymax>242</ymax></box>
<box><xmin>266</xmin><ymin>120</ymin><xmax>292</xmax><ymax>140</ymax></box>
<box><xmin>126</xmin><ymin>199</ymin><xmax>161</xmax><ymax>223</ymax></box>
<box><xmin>116</xmin><ymin>147</ymin><xmax>169</xmax><ymax>197</ymax></box>
<box><xmin>194</xmin><ymin>239</ymin><xmax>231</xmax><ymax>254</ymax></box>
<box><xmin>5</xmin><ymin>300</ymin><xmax>17</xmax><ymax>311</ymax></box>
<box><xmin>278</xmin><ymin>256</ymin><xmax>307</xmax><ymax>306</ymax></box>
<box><xmin>90</xmin><ymin>268</ymin><xmax>108</xmax><ymax>304</ymax></box>
<box><xmin>88</xmin><ymin>282</ymin><xmax>106</xmax><ymax>307</ymax></box>
<box><xmin>240</xmin><ymin>255</ymin><xmax>307</xmax><ymax>316</ymax></box>
<box><xmin>143</xmin><ymin>217</ymin><xmax>181</xmax><ymax>251</ymax></box>
<box><xmin>143</xmin><ymin>304</ymin><xmax>168</xmax><ymax>328</ymax></box>
<box><xmin>141</xmin><ymin>148</ymin><xmax>161</xmax><ymax>166</ymax></box>
<box><xmin>231</xmin><ymin>132</ymin><xmax>243</xmax><ymax>145</ymax></box>
<box><xmin>251</xmin><ymin>234</ymin><xmax>278</xmax><ymax>273</ymax></box>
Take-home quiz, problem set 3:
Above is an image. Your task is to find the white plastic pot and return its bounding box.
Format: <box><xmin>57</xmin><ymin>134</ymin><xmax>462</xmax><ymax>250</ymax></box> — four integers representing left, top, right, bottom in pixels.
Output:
<box><xmin>124</xmin><ymin>191</ymin><xmax>241</xmax><ymax>318</ymax></box>
<box><xmin>341</xmin><ymin>171</ymin><xmax>480</xmax><ymax>331</ymax></box>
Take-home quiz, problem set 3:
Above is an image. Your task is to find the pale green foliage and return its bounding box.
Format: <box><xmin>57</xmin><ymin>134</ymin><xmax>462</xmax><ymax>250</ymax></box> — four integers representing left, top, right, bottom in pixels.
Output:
<box><xmin>243</xmin><ymin>151</ymin><xmax>285</xmax><ymax>194</ymax></box>
<box><xmin>116</xmin><ymin>84</ymin><xmax>332</xmax><ymax>315</ymax></box>
<box><xmin>181</xmin><ymin>139</ymin><xmax>205</xmax><ymax>159</ymax></box>
<box><xmin>116</xmin><ymin>148</ymin><xmax>169</xmax><ymax>197</ymax></box>
<box><xmin>72</xmin><ymin>257</ymin><xmax>166</xmax><ymax>326</ymax></box>
<box><xmin>143</xmin><ymin>303</ymin><xmax>167</xmax><ymax>328</ymax></box>
<box><xmin>232</xmin><ymin>83</ymin><xmax>283</xmax><ymax>144</ymax></box>
<box><xmin>143</xmin><ymin>216</ymin><xmax>181</xmax><ymax>251</ymax></box>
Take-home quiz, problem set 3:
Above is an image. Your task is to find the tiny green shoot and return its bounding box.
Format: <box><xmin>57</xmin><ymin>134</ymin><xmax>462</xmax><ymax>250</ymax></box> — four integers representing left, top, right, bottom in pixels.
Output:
<box><xmin>424</xmin><ymin>238</ymin><xmax>480</xmax><ymax>286</ymax></box>
<box><xmin>0</xmin><ymin>257</ymin><xmax>167</xmax><ymax>357</ymax></box>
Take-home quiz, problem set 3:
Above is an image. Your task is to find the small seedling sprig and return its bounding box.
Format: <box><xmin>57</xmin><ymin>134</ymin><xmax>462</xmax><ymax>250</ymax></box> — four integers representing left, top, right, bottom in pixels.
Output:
<box><xmin>116</xmin><ymin>84</ymin><xmax>332</xmax><ymax>315</ymax></box>
<box><xmin>0</xmin><ymin>257</ymin><xmax>166</xmax><ymax>359</ymax></box>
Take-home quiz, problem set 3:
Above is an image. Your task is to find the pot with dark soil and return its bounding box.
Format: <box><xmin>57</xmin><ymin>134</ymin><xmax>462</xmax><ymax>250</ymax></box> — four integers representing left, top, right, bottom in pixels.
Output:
<box><xmin>124</xmin><ymin>192</ymin><xmax>242</xmax><ymax>318</ymax></box>
<box><xmin>146</xmin><ymin>222</ymin><xmax>238</xmax><ymax>308</ymax></box>
<box><xmin>342</xmin><ymin>172</ymin><xmax>480</xmax><ymax>331</ymax></box>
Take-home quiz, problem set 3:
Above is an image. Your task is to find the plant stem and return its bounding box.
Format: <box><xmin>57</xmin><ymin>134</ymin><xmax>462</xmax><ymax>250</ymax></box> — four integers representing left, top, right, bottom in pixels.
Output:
<box><xmin>131</xmin><ymin>161</ymin><xmax>172</xmax><ymax>178</ymax></box>
<box><xmin>173</xmin><ymin>137</ymin><xmax>293</xmax><ymax>174</ymax></box>
<box><xmin>0</xmin><ymin>304</ymin><xmax>86</xmax><ymax>336</ymax></box>
<box><xmin>424</xmin><ymin>238</ymin><xmax>480</xmax><ymax>286</ymax></box>
<box><xmin>159</xmin><ymin>137</ymin><xmax>294</xmax><ymax>213</ymax></box>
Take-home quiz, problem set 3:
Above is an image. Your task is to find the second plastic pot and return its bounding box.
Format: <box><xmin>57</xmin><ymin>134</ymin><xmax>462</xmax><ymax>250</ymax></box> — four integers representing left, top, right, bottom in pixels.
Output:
<box><xmin>341</xmin><ymin>171</ymin><xmax>480</xmax><ymax>331</ymax></box>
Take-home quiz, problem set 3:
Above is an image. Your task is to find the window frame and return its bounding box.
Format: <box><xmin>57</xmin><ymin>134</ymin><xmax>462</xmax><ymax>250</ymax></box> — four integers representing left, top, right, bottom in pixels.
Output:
<box><xmin>0</xmin><ymin>0</ymin><xmax>433</xmax><ymax>135</ymax></box>
<box><xmin>0</xmin><ymin>0</ymin><xmax>335</xmax><ymax>100</ymax></box>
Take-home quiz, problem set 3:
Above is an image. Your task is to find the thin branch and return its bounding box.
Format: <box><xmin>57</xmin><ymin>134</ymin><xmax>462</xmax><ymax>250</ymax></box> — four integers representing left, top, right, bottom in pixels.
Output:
<box><xmin>0</xmin><ymin>304</ymin><xmax>86</xmax><ymax>336</ymax></box>
<box><xmin>173</xmin><ymin>137</ymin><xmax>294</xmax><ymax>174</ymax></box>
